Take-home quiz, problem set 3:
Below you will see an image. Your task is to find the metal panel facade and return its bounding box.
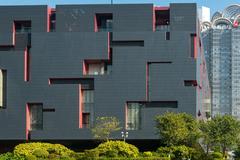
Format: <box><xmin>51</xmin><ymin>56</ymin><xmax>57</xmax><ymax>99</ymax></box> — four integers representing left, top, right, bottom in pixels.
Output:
<box><xmin>0</xmin><ymin>3</ymin><xmax>209</xmax><ymax>140</ymax></box>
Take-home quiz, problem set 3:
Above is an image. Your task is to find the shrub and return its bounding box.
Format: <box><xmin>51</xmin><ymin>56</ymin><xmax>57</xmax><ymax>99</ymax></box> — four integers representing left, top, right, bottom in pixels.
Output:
<box><xmin>94</xmin><ymin>141</ymin><xmax>139</xmax><ymax>158</ymax></box>
<box><xmin>13</xmin><ymin>142</ymin><xmax>74</xmax><ymax>159</ymax></box>
<box><xmin>157</xmin><ymin>145</ymin><xmax>198</xmax><ymax>160</ymax></box>
<box><xmin>209</xmin><ymin>152</ymin><xmax>223</xmax><ymax>159</ymax></box>
<box><xmin>84</xmin><ymin>149</ymin><xmax>99</xmax><ymax>159</ymax></box>
<box><xmin>25</xmin><ymin>155</ymin><xmax>37</xmax><ymax>160</ymax></box>
<box><xmin>32</xmin><ymin>148</ymin><xmax>49</xmax><ymax>158</ymax></box>
<box><xmin>0</xmin><ymin>152</ymin><xmax>14</xmax><ymax>160</ymax></box>
<box><xmin>142</xmin><ymin>151</ymin><xmax>153</xmax><ymax>157</ymax></box>
<box><xmin>59</xmin><ymin>155</ymin><xmax>76</xmax><ymax>160</ymax></box>
<box><xmin>70</xmin><ymin>152</ymin><xmax>85</xmax><ymax>160</ymax></box>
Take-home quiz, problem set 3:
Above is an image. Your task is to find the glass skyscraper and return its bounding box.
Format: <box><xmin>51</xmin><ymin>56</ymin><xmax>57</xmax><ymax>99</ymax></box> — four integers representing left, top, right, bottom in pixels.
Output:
<box><xmin>201</xmin><ymin>4</ymin><xmax>240</xmax><ymax>118</ymax></box>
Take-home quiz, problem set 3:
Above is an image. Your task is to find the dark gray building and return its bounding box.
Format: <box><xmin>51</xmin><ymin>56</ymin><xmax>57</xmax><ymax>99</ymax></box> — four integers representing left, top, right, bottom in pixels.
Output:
<box><xmin>0</xmin><ymin>3</ymin><xmax>210</xmax><ymax>140</ymax></box>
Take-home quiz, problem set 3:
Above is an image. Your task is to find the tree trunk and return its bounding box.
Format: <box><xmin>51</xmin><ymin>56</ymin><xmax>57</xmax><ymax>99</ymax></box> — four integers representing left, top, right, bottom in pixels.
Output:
<box><xmin>222</xmin><ymin>145</ymin><xmax>226</xmax><ymax>159</ymax></box>
<box><xmin>206</xmin><ymin>144</ymin><xmax>209</xmax><ymax>155</ymax></box>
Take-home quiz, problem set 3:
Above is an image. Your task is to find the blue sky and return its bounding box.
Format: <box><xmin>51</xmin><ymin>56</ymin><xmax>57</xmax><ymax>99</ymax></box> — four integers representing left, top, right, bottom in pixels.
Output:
<box><xmin>0</xmin><ymin>0</ymin><xmax>239</xmax><ymax>15</ymax></box>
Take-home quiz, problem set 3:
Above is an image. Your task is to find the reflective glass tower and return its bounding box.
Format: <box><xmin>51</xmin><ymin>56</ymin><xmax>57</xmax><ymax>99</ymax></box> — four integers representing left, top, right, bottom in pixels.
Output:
<box><xmin>201</xmin><ymin>4</ymin><xmax>240</xmax><ymax>118</ymax></box>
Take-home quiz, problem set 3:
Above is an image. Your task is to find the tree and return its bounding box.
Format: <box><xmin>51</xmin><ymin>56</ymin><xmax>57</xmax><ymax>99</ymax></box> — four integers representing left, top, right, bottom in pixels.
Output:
<box><xmin>91</xmin><ymin>116</ymin><xmax>121</xmax><ymax>141</ymax></box>
<box><xmin>199</xmin><ymin>120</ymin><xmax>212</xmax><ymax>154</ymax></box>
<box><xmin>155</xmin><ymin>112</ymin><xmax>200</xmax><ymax>146</ymax></box>
<box><xmin>200</xmin><ymin>115</ymin><xmax>240</xmax><ymax>157</ymax></box>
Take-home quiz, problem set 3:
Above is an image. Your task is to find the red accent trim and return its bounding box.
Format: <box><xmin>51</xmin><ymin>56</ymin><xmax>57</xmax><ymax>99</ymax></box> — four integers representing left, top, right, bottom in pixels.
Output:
<box><xmin>47</xmin><ymin>8</ymin><xmax>51</xmax><ymax>32</ymax></box>
<box><xmin>12</xmin><ymin>22</ymin><xmax>15</xmax><ymax>45</ymax></box>
<box><xmin>79</xmin><ymin>85</ymin><xmax>83</xmax><ymax>128</ymax></box>
<box><xmin>24</xmin><ymin>47</ymin><xmax>30</xmax><ymax>82</ymax></box>
<box><xmin>194</xmin><ymin>35</ymin><xmax>197</xmax><ymax>59</ymax></box>
<box><xmin>24</xmin><ymin>48</ymin><xmax>30</xmax><ymax>81</ymax></box>
<box><xmin>26</xmin><ymin>104</ymin><xmax>30</xmax><ymax>140</ymax></box>
<box><xmin>94</xmin><ymin>15</ymin><xmax>98</xmax><ymax>32</ymax></box>
<box><xmin>154</xmin><ymin>6</ymin><xmax>170</xmax><ymax>11</ymax></box>
<box><xmin>153</xmin><ymin>6</ymin><xmax>156</xmax><ymax>31</ymax></box>
<box><xmin>83</xmin><ymin>60</ymin><xmax>87</xmax><ymax>75</ymax></box>
<box><xmin>146</xmin><ymin>63</ymin><xmax>149</xmax><ymax>101</ymax></box>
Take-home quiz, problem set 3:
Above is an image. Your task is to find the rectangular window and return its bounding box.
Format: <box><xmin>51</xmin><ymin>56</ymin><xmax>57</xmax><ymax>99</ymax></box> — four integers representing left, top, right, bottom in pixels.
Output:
<box><xmin>29</xmin><ymin>103</ymin><xmax>43</xmax><ymax>131</ymax></box>
<box><xmin>111</xmin><ymin>40</ymin><xmax>144</xmax><ymax>47</ymax></box>
<box><xmin>184</xmin><ymin>80</ymin><xmax>198</xmax><ymax>87</ymax></box>
<box><xmin>42</xmin><ymin>108</ymin><xmax>55</xmax><ymax>112</ymax></box>
<box><xmin>165</xmin><ymin>32</ymin><xmax>170</xmax><ymax>40</ymax></box>
<box><xmin>155</xmin><ymin>8</ymin><xmax>170</xmax><ymax>31</ymax></box>
<box><xmin>82</xmin><ymin>113</ymin><xmax>90</xmax><ymax>128</ymax></box>
<box><xmin>95</xmin><ymin>13</ymin><xmax>113</xmax><ymax>32</ymax></box>
<box><xmin>82</xmin><ymin>90</ymin><xmax>94</xmax><ymax>128</ymax></box>
<box><xmin>50</xmin><ymin>10</ymin><xmax>56</xmax><ymax>32</ymax></box>
<box><xmin>14</xmin><ymin>21</ymin><xmax>31</xmax><ymax>33</ymax></box>
<box><xmin>190</xmin><ymin>33</ymin><xmax>197</xmax><ymax>58</ymax></box>
<box><xmin>145</xmin><ymin>101</ymin><xmax>178</xmax><ymax>108</ymax></box>
<box><xmin>49</xmin><ymin>78</ymin><xmax>94</xmax><ymax>89</ymax></box>
<box><xmin>0</xmin><ymin>70</ymin><xmax>6</xmax><ymax>108</ymax></box>
<box><xmin>126</xmin><ymin>103</ymin><xmax>143</xmax><ymax>130</ymax></box>
<box><xmin>83</xmin><ymin>60</ymin><xmax>110</xmax><ymax>75</ymax></box>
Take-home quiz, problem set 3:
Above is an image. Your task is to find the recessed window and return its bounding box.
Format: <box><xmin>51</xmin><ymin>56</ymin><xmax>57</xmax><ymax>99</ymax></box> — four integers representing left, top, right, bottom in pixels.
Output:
<box><xmin>111</xmin><ymin>40</ymin><xmax>144</xmax><ymax>47</ymax></box>
<box><xmin>28</xmin><ymin>103</ymin><xmax>43</xmax><ymax>131</ymax></box>
<box><xmin>190</xmin><ymin>33</ymin><xmax>197</xmax><ymax>58</ymax></box>
<box><xmin>82</xmin><ymin>90</ymin><xmax>94</xmax><ymax>128</ymax></box>
<box><xmin>83</xmin><ymin>60</ymin><xmax>111</xmax><ymax>75</ymax></box>
<box><xmin>82</xmin><ymin>113</ymin><xmax>90</xmax><ymax>128</ymax></box>
<box><xmin>0</xmin><ymin>69</ymin><xmax>7</xmax><ymax>108</ymax></box>
<box><xmin>126</xmin><ymin>103</ymin><xmax>143</xmax><ymax>130</ymax></box>
<box><xmin>49</xmin><ymin>10</ymin><xmax>56</xmax><ymax>32</ymax></box>
<box><xmin>165</xmin><ymin>32</ymin><xmax>170</xmax><ymax>40</ymax></box>
<box><xmin>155</xmin><ymin>9</ymin><xmax>170</xmax><ymax>31</ymax></box>
<box><xmin>14</xmin><ymin>21</ymin><xmax>31</xmax><ymax>33</ymax></box>
<box><xmin>184</xmin><ymin>80</ymin><xmax>198</xmax><ymax>87</ymax></box>
<box><xmin>95</xmin><ymin>13</ymin><xmax>113</xmax><ymax>32</ymax></box>
<box><xmin>145</xmin><ymin>101</ymin><xmax>178</xmax><ymax>108</ymax></box>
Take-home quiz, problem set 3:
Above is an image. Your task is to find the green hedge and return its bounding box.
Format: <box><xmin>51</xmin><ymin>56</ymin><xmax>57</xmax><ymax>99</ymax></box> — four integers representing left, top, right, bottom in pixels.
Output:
<box><xmin>0</xmin><ymin>152</ymin><xmax>22</xmax><ymax>160</ymax></box>
<box><xmin>13</xmin><ymin>142</ymin><xmax>74</xmax><ymax>159</ymax></box>
<box><xmin>95</xmin><ymin>141</ymin><xmax>139</xmax><ymax>158</ymax></box>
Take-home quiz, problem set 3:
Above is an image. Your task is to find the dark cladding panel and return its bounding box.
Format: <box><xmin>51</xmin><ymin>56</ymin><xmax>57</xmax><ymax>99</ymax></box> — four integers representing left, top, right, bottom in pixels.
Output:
<box><xmin>56</xmin><ymin>4</ymin><xmax>153</xmax><ymax>32</ymax></box>
<box><xmin>0</xmin><ymin>6</ymin><xmax>48</xmax><ymax>33</ymax></box>
<box><xmin>113</xmin><ymin>4</ymin><xmax>153</xmax><ymax>32</ymax></box>
<box><xmin>170</xmin><ymin>3</ymin><xmax>197</xmax><ymax>32</ymax></box>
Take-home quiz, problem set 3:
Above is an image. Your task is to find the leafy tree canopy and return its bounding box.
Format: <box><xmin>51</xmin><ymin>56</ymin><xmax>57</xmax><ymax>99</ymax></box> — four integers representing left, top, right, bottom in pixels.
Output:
<box><xmin>155</xmin><ymin>112</ymin><xmax>200</xmax><ymax>146</ymax></box>
<box><xmin>91</xmin><ymin>116</ymin><xmax>121</xmax><ymax>141</ymax></box>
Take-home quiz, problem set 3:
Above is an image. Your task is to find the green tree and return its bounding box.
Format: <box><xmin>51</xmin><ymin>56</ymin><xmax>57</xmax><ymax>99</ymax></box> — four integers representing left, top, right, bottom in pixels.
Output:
<box><xmin>91</xmin><ymin>116</ymin><xmax>121</xmax><ymax>141</ymax></box>
<box><xmin>155</xmin><ymin>112</ymin><xmax>200</xmax><ymax>146</ymax></box>
<box><xmin>199</xmin><ymin>120</ymin><xmax>212</xmax><ymax>154</ymax></box>
<box><xmin>234</xmin><ymin>144</ymin><xmax>240</xmax><ymax>160</ymax></box>
<box><xmin>200</xmin><ymin>115</ymin><xmax>240</xmax><ymax>157</ymax></box>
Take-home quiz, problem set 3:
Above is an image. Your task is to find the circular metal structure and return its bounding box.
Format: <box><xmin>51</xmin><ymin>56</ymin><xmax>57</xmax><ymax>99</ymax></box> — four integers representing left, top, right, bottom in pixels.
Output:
<box><xmin>201</xmin><ymin>4</ymin><xmax>240</xmax><ymax>30</ymax></box>
<box><xmin>201</xmin><ymin>21</ymin><xmax>212</xmax><ymax>31</ymax></box>
<box><xmin>211</xmin><ymin>11</ymin><xmax>222</xmax><ymax>22</ymax></box>
<box><xmin>212</xmin><ymin>17</ymin><xmax>233</xmax><ymax>29</ymax></box>
<box><xmin>222</xmin><ymin>4</ymin><xmax>240</xmax><ymax>21</ymax></box>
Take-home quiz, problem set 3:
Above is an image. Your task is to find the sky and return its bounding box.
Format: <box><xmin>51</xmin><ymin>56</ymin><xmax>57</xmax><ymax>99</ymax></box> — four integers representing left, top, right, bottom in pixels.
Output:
<box><xmin>0</xmin><ymin>0</ymin><xmax>239</xmax><ymax>15</ymax></box>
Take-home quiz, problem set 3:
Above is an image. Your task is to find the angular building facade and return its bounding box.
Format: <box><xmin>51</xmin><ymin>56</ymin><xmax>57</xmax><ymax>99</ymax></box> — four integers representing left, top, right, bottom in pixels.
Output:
<box><xmin>201</xmin><ymin>4</ymin><xmax>240</xmax><ymax>118</ymax></box>
<box><xmin>0</xmin><ymin>3</ymin><xmax>210</xmax><ymax>140</ymax></box>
